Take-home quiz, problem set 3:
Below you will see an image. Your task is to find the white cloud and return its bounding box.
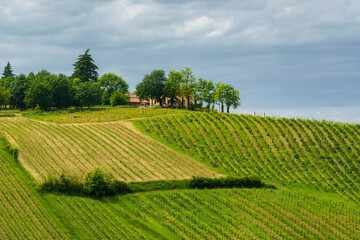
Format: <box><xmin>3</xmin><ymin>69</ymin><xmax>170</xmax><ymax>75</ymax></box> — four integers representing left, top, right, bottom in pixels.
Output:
<box><xmin>183</xmin><ymin>16</ymin><xmax>213</xmax><ymax>33</ymax></box>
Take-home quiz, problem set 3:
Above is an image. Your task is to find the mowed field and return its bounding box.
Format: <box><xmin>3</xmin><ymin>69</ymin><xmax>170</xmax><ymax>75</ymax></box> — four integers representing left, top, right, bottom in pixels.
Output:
<box><xmin>0</xmin><ymin>116</ymin><xmax>218</xmax><ymax>182</ymax></box>
<box><xmin>135</xmin><ymin>112</ymin><xmax>360</xmax><ymax>203</ymax></box>
<box><xmin>0</xmin><ymin>108</ymin><xmax>359</xmax><ymax>239</ymax></box>
<box><xmin>22</xmin><ymin>107</ymin><xmax>183</xmax><ymax>123</ymax></box>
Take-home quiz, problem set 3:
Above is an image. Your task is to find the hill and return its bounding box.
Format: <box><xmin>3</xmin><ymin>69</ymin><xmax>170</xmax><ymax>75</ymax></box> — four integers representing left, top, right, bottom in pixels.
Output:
<box><xmin>134</xmin><ymin>112</ymin><xmax>360</xmax><ymax>203</ymax></box>
<box><xmin>0</xmin><ymin>108</ymin><xmax>359</xmax><ymax>239</ymax></box>
<box><xmin>0</xmin><ymin>138</ymin><xmax>64</xmax><ymax>239</ymax></box>
<box><xmin>0</xmin><ymin>116</ymin><xmax>218</xmax><ymax>181</ymax></box>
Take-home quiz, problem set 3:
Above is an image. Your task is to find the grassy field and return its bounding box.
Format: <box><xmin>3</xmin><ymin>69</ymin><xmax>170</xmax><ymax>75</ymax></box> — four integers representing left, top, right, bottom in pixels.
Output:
<box><xmin>0</xmin><ymin>108</ymin><xmax>359</xmax><ymax>239</ymax></box>
<box><xmin>0</xmin><ymin>116</ymin><xmax>218</xmax><ymax>182</ymax></box>
<box><xmin>134</xmin><ymin>112</ymin><xmax>360</xmax><ymax>203</ymax></box>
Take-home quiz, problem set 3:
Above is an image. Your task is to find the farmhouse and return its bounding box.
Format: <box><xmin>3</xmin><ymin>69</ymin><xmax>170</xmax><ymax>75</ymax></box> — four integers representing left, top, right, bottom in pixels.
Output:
<box><xmin>127</xmin><ymin>94</ymin><xmax>191</xmax><ymax>108</ymax></box>
<box><xmin>127</xmin><ymin>94</ymin><xmax>150</xmax><ymax>107</ymax></box>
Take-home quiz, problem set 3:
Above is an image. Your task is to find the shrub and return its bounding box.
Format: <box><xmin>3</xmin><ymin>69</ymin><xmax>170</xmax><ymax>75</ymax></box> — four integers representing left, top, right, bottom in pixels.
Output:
<box><xmin>84</xmin><ymin>168</ymin><xmax>112</xmax><ymax>198</ymax></box>
<box><xmin>188</xmin><ymin>175</ymin><xmax>265</xmax><ymax>189</ymax></box>
<box><xmin>39</xmin><ymin>174</ymin><xmax>83</xmax><ymax>195</ymax></box>
<box><xmin>110</xmin><ymin>180</ymin><xmax>132</xmax><ymax>195</ymax></box>
<box><xmin>84</xmin><ymin>168</ymin><xmax>131</xmax><ymax>197</ymax></box>
<box><xmin>110</xmin><ymin>92</ymin><xmax>129</xmax><ymax>107</ymax></box>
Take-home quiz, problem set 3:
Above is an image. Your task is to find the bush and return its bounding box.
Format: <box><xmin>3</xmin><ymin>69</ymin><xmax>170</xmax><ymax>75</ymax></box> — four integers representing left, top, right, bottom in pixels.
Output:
<box><xmin>84</xmin><ymin>168</ymin><xmax>131</xmax><ymax>197</ymax></box>
<box><xmin>188</xmin><ymin>175</ymin><xmax>265</xmax><ymax>189</ymax></box>
<box><xmin>39</xmin><ymin>174</ymin><xmax>83</xmax><ymax>195</ymax></box>
<box><xmin>84</xmin><ymin>168</ymin><xmax>112</xmax><ymax>198</ymax></box>
<box><xmin>110</xmin><ymin>180</ymin><xmax>132</xmax><ymax>195</ymax></box>
<box><xmin>110</xmin><ymin>91</ymin><xmax>129</xmax><ymax>107</ymax></box>
<box><xmin>128</xmin><ymin>179</ymin><xmax>190</xmax><ymax>192</ymax></box>
<box><xmin>38</xmin><ymin>170</ymin><xmax>268</xmax><ymax>198</ymax></box>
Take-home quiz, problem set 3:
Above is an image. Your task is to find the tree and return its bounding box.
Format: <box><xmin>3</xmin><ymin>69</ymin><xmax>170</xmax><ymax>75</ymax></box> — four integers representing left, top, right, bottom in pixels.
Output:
<box><xmin>10</xmin><ymin>73</ymin><xmax>31</xmax><ymax>110</ymax></box>
<box><xmin>51</xmin><ymin>74</ymin><xmax>73</xmax><ymax>109</ymax></box>
<box><xmin>110</xmin><ymin>91</ymin><xmax>129</xmax><ymax>106</ymax></box>
<box><xmin>84</xmin><ymin>168</ymin><xmax>111</xmax><ymax>198</ymax></box>
<box><xmin>134</xmin><ymin>81</ymin><xmax>147</xmax><ymax>102</ymax></box>
<box><xmin>2</xmin><ymin>62</ymin><xmax>14</xmax><ymax>79</ymax></box>
<box><xmin>0</xmin><ymin>86</ymin><xmax>10</xmax><ymax>109</ymax></box>
<box><xmin>73</xmin><ymin>81</ymin><xmax>101</xmax><ymax>109</ymax></box>
<box><xmin>135</xmin><ymin>70</ymin><xmax>166</xmax><ymax>106</ymax></box>
<box><xmin>202</xmin><ymin>80</ymin><xmax>215</xmax><ymax>111</ymax></box>
<box><xmin>98</xmin><ymin>73</ymin><xmax>129</xmax><ymax>105</ymax></box>
<box><xmin>214</xmin><ymin>83</ymin><xmax>228</xmax><ymax>112</ymax></box>
<box><xmin>180</xmin><ymin>67</ymin><xmax>196</xmax><ymax>109</ymax></box>
<box><xmin>24</xmin><ymin>70</ymin><xmax>54</xmax><ymax>110</ymax></box>
<box><xmin>224</xmin><ymin>85</ymin><xmax>241</xmax><ymax>113</ymax></box>
<box><xmin>165</xmin><ymin>70</ymin><xmax>182</xmax><ymax>108</ymax></box>
<box><xmin>195</xmin><ymin>78</ymin><xmax>208</xmax><ymax>108</ymax></box>
<box><xmin>72</xmin><ymin>49</ymin><xmax>98</xmax><ymax>83</ymax></box>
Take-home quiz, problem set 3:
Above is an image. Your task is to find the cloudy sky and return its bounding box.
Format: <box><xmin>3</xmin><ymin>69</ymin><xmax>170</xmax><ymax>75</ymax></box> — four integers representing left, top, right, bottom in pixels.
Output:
<box><xmin>0</xmin><ymin>0</ymin><xmax>359</xmax><ymax>122</ymax></box>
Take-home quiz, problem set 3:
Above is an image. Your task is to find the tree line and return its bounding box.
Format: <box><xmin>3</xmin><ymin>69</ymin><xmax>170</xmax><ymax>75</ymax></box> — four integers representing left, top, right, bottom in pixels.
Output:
<box><xmin>136</xmin><ymin>68</ymin><xmax>241</xmax><ymax>113</ymax></box>
<box><xmin>0</xmin><ymin>50</ymin><xmax>129</xmax><ymax>110</ymax></box>
<box><xmin>1</xmin><ymin>49</ymin><xmax>241</xmax><ymax>112</ymax></box>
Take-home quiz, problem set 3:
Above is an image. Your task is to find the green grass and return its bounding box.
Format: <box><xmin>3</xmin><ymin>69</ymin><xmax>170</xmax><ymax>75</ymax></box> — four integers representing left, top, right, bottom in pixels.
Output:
<box><xmin>134</xmin><ymin>112</ymin><xmax>360</xmax><ymax>203</ymax></box>
<box><xmin>22</xmin><ymin>107</ymin><xmax>185</xmax><ymax>123</ymax></box>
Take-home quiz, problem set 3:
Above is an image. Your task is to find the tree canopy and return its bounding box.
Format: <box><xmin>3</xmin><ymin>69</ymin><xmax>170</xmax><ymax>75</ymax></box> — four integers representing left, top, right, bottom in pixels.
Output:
<box><xmin>10</xmin><ymin>73</ymin><xmax>31</xmax><ymax>110</ymax></box>
<box><xmin>165</xmin><ymin>70</ymin><xmax>182</xmax><ymax>108</ymax></box>
<box><xmin>73</xmin><ymin>80</ymin><xmax>102</xmax><ymax>109</ymax></box>
<box><xmin>0</xmin><ymin>55</ymin><xmax>240</xmax><ymax>113</ymax></box>
<box><xmin>24</xmin><ymin>70</ymin><xmax>54</xmax><ymax>110</ymax></box>
<box><xmin>135</xmin><ymin>69</ymin><xmax>166</xmax><ymax>106</ymax></box>
<box><xmin>180</xmin><ymin>67</ymin><xmax>196</xmax><ymax>109</ymax></box>
<box><xmin>98</xmin><ymin>73</ymin><xmax>129</xmax><ymax>105</ymax></box>
<box><xmin>72</xmin><ymin>49</ymin><xmax>98</xmax><ymax>83</ymax></box>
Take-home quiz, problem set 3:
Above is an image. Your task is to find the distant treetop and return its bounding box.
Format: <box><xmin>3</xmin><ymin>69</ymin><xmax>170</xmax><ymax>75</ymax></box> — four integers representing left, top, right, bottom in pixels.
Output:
<box><xmin>2</xmin><ymin>62</ymin><xmax>15</xmax><ymax>78</ymax></box>
<box><xmin>71</xmin><ymin>49</ymin><xmax>99</xmax><ymax>83</ymax></box>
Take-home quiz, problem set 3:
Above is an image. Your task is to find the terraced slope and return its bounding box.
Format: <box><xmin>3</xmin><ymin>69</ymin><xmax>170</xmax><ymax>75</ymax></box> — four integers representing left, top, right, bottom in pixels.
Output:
<box><xmin>0</xmin><ymin>117</ymin><xmax>218</xmax><ymax>182</ymax></box>
<box><xmin>43</xmin><ymin>188</ymin><xmax>360</xmax><ymax>239</ymax></box>
<box><xmin>0</xmin><ymin>138</ymin><xmax>65</xmax><ymax>239</ymax></box>
<box><xmin>135</xmin><ymin>112</ymin><xmax>360</xmax><ymax>202</ymax></box>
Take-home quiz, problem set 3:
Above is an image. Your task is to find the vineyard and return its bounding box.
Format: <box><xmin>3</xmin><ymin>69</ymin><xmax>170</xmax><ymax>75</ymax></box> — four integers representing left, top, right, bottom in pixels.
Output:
<box><xmin>0</xmin><ymin>109</ymin><xmax>359</xmax><ymax>239</ymax></box>
<box><xmin>134</xmin><ymin>112</ymin><xmax>360</xmax><ymax>203</ymax></box>
<box><xmin>0</xmin><ymin>116</ymin><xmax>217</xmax><ymax>181</ymax></box>
<box><xmin>0</xmin><ymin>138</ymin><xmax>64</xmax><ymax>239</ymax></box>
<box><xmin>43</xmin><ymin>188</ymin><xmax>360</xmax><ymax>239</ymax></box>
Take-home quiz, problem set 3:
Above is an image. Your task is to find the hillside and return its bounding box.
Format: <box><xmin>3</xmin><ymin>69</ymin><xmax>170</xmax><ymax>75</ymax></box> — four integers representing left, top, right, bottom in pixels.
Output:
<box><xmin>135</xmin><ymin>112</ymin><xmax>360</xmax><ymax>203</ymax></box>
<box><xmin>0</xmin><ymin>108</ymin><xmax>359</xmax><ymax>239</ymax></box>
<box><xmin>0</xmin><ymin>138</ymin><xmax>65</xmax><ymax>239</ymax></box>
<box><xmin>0</xmin><ymin>116</ymin><xmax>218</xmax><ymax>181</ymax></box>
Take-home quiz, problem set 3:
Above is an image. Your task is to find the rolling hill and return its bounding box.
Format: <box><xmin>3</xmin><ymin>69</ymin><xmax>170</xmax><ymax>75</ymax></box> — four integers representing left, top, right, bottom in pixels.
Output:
<box><xmin>0</xmin><ymin>108</ymin><xmax>359</xmax><ymax>239</ymax></box>
<box><xmin>134</xmin><ymin>112</ymin><xmax>360</xmax><ymax>203</ymax></box>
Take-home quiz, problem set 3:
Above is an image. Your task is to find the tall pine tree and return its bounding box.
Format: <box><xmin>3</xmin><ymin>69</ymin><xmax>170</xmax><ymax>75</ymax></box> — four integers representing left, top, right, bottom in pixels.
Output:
<box><xmin>2</xmin><ymin>62</ymin><xmax>14</xmax><ymax>78</ymax></box>
<box><xmin>71</xmin><ymin>49</ymin><xmax>98</xmax><ymax>83</ymax></box>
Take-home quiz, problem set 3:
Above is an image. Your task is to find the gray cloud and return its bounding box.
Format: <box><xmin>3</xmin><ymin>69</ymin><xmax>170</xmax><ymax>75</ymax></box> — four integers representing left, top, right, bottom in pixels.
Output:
<box><xmin>0</xmin><ymin>0</ymin><xmax>359</xmax><ymax>122</ymax></box>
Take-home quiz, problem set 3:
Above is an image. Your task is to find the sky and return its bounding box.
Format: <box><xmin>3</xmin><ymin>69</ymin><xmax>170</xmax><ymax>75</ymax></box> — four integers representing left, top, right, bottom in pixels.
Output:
<box><xmin>0</xmin><ymin>0</ymin><xmax>359</xmax><ymax>122</ymax></box>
